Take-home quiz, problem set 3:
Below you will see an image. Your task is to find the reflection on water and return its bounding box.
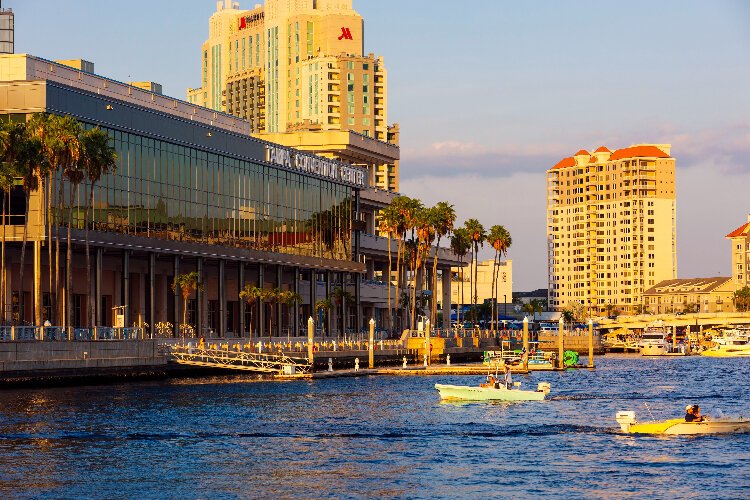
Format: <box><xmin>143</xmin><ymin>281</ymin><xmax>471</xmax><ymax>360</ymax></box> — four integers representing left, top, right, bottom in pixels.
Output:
<box><xmin>0</xmin><ymin>355</ymin><xmax>749</xmax><ymax>498</ymax></box>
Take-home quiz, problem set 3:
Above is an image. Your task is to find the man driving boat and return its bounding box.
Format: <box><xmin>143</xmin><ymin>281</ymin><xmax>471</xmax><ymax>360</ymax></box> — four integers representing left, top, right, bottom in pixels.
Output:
<box><xmin>685</xmin><ymin>404</ymin><xmax>705</xmax><ymax>422</ymax></box>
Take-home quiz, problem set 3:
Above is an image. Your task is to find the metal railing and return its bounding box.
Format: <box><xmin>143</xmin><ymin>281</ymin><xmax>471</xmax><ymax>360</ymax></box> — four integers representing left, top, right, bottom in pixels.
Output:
<box><xmin>0</xmin><ymin>326</ymin><xmax>148</xmax><ymax>341</ymax></box>
<box><xmin>165</xmin><ymin>343</ymin><xmax>311</xmax><ymax>374</ymax></box>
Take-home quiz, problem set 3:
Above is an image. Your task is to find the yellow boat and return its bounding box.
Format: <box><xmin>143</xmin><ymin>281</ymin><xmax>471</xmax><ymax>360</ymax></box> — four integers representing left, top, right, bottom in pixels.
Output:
<box><xmin>616</xmin><ymin>411</ymin><xmax>750</xmax><ymax>435</ymax></box>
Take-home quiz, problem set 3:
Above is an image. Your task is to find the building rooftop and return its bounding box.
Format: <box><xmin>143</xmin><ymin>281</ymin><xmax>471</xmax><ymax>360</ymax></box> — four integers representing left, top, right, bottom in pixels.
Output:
<box><xmin>726</xmin><ymin>220</ymin><xmax>750</xmax><ymax>238</ymax></box>
<box><xmin>644</xmin><ymin>277</ymin><xmax>731</xmax><ymax>295</ymax></box>
<box><xmin>609</xmin><ymin>145</ymin><xmax>670</xmax><ymax>161</ymax></box>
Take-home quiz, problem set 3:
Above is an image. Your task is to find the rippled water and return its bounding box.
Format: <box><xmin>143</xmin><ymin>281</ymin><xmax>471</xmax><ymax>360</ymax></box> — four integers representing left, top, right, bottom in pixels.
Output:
<box><xmin>1</xmin><ymin>355</ymin><xmax>749</xmax><ymax>499</ymax></box>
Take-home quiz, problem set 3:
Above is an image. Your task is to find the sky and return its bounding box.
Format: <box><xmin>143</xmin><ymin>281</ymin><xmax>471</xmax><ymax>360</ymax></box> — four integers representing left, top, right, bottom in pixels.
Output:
<box><xmin>9</xmin><ymin>0</ymin><xmax>750</xmax><ymax>290</ymax></box>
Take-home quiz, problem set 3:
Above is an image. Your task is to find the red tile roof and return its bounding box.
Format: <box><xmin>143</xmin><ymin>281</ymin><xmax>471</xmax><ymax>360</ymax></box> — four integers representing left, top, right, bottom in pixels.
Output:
<box><xmin>594</xmin><ymin>146</ymin><xmax>611</xmax><ymax>153</ymax></box>
<box><xmin>551</xmin><ymin>156</ymin><xmax>575</xmax><ymax>170</ymax></box>
<box><xmin>574</xmin><ymin>149</ymin><xmax>589</xmax><ymax>156</ymax></box>
<box><xmin>726</xmin><ymin>222</ymin><xmax>750</xmax><ymax>238</ymax></box>
<box><xmin>609</xmin><ymin>145</ymin><xmax>670</xmax><ymax>161</ymax></box>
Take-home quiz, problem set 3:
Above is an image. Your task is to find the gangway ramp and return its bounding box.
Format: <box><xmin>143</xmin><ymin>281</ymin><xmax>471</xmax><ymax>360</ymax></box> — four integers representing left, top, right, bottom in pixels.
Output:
<box><xmin>164</xmin><ymin>344</ymin><xmax>311</xmax><ymax>375</ymax></box>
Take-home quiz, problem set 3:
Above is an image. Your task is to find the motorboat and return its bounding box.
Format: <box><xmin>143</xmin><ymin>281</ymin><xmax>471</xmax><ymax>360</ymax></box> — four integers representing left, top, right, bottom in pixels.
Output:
<box><xmin>615</xmin><ymin>411</ymin><xmax>750</xmax><ymax>435</ymax></box>
<box><xmin>639</xmin><ymin>322</ymin><xmax>670</xmax><ymax>356</ymax></box>
<box><xmin>435</xmin><ymin>380</ymin><xmax>551</xmax><ymax>402</ymax></box>
<box><xmin>701</xmin><ymin>334</ymin><xmax>750</xmax><ymax>357</ymax></box>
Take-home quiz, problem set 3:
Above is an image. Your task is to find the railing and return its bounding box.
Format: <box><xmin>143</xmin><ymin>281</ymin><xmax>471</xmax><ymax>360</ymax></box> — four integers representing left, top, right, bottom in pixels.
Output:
<box><xmin>165</xmin><ymin>343</ymin><xmax>312</xmax><ymax>374</ymax></box>
<box><xmin>0</xmin><ymin>326</ymin><xmax>148</xmax><ymax>341</ymax></box>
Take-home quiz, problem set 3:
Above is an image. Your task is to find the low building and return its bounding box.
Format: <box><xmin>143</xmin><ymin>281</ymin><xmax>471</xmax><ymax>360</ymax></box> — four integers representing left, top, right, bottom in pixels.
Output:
<box><xmin>643</xmin><ymin>278</ymin><xmax>735</xmax><ymax>314</ymax></box>
<box><xmin>435</xmin><ymin>259</ymin><xmax>513</xmax><ymax>314</ymax></box>
<box><xmin>726</xmin><ymin>214</ymin><xmax>750</xmax><ymax>291</ymax></box>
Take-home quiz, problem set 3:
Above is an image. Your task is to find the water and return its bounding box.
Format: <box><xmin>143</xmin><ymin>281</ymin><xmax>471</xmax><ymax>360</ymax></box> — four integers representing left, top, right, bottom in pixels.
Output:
<box><xmin>1</xmin><ymin>355</ymin><xmax>749</xmax><ymax>499</ymax></box>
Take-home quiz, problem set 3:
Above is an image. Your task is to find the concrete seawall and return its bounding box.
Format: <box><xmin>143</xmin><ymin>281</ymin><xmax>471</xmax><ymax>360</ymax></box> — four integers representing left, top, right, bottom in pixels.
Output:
<box><xmin>0</xmin><ymin>340</ymin><xmax>167</xmax><ymax>387</ymax></box>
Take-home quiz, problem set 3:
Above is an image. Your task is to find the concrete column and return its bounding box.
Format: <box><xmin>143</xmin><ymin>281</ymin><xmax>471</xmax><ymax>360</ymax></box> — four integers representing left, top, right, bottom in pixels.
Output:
<box><xmin>369</xmin><ymin>317</ymin><xmax>375</xmax><ymax>368</ymax></box>
<box><xmin>326</xmin><ymin>270</ymin><xmax>332</xmax><ymax>336</ymax></box>
<box><xmin>196</xmin><ymin>257</ymin><xmax>204</xmax><ymax>337</ymax></box>
<box><xmin>310</xmin><ymin>269</ymin><xmax>316</xmax><ymax>327</ymax></box>
<box><xmin>238</xmin><ymin>262</ymin><xmax>245</xmax><ymax>337</ymax></box>
<box><xmin>258</xmin><ymin>264</ymin><xmax>265</xmax><ymax>339</ymax></box>
<box><xmin>355</xmin><ymin>273</ymin><xmax>362</xmax><ymax>334</ymax></box>
<box><xmin>307</xmin><ymin>316</ymin><xmax>314</xmax><ymax>365</ymax></box>
<box><xmin>558</xmin><ymin>316</ymin><xmax>565</xmax><ymax>370</ymax></box>
<box><xmin>122</xmin><ymin>250</ymin><xmax>130</xmax><ymax>328</ymax></box>
<box><xmin>219</xmin><ymin>259</ymin><xmax>225</xmax><ymax>338</ymax></box>
<box><xmin>173</xmin><ymin>255</ymin><xmax>180</xmax><ymax>337</ymax></box>
<box><xmin>293</xmin><ymin>267</ymin><xmax>300</xmax><ymax>337</ymax></box>
<box><xmin>95</xmin><ymin>247</ymin><xmax>102</xmax><ymax>326</ymax></box>
<box><xmin>442</xmin><ymin>268</ymin><xmax>451</xmax><ymax>330</ymax></box>
<box><xmin>148</xmin><ymin>252</ymin><xmax>155</xmax><ymax>337</ymax></box>
<box><xmin>276</xmin><ymin>265</ymin><xmax>282</xmax><ymax>338</ymax></box>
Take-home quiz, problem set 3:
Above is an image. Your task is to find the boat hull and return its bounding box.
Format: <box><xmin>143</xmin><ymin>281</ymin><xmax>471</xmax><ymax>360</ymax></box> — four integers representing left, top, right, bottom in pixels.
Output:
<box><xmin>625</xmin><ymin>419</ymin><xmax>750</xmax><ymax>435</ymax></box>
<box><xmin>640</xmin><ymin>343</ymin><xmax>669</xmax><ymax>356</ymax></box>
<box><xmin>435</xmin><ymin>383</ymin><xmax>546</xmax><ymax>401</ymax></box>
<box><xmin>701</xmin><ymin>346</ymin><xmax>750</xmax><ymax>357</ymax></box>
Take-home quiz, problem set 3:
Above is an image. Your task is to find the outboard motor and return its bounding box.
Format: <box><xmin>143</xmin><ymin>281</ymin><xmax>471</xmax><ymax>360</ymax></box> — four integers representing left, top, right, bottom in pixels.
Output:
<box><xmin>537</xmin><ymin>382</ymin><xmax>551</xmax><ymax>394</ymax></box>
<box><xmin>616</xmin><ymin>411</ymin><xmax>637</xmax><ymax>432</ymax></box>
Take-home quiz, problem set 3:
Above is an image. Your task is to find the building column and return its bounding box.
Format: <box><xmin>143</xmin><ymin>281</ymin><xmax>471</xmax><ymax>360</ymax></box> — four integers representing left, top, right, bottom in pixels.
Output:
<box><xmin>326</xmin><ymin>270</ymin><xmax>332</xmax><ymax>336</ymax></box>
<box><xmin>95</xmin><ymin>247</ymin><xmax>102</xmax><ymax>326</ymax></box>
<box><xmin>238</xmin><ymin>262</ymin><xmax>245</xmax><ymax>337</ymax></box>
<box><xmin>148</xmin><ymin>252</ymin><xmax>155</xmax><ymax>336</ymax></box>
<box><xmin>197</xmin><ymin>257</ymin><xmax>204</xmax><ymax>337</ymax></box>
<box><xmin>258</xmin><ymin>263</ymin><xmax>265</xmax><ymax>339</ymax></box>
<box><xmin>172</xmin><ymin>255</ymin><xmax>180</xmax><ymax>337</ymax></box>
<box><xmin>219</xmin><ymin>259</ymin><xmax>226</xmax><ymax>338</ymax></box>
<box><xmin>276</xmin><ymin>265</ymin><xmax>282</xmax><ymax>338</ymax></box>
<box><xmin>309</xmin><ymin>269</ymin><xmax>316</xmax><ymax>332</ymax></box>
<box><xmin>293</xmin><ymin>267</ymin><xmax>300</xmax><ymax>337</ymax></box>
<box><xmin>442</xmin><ymin>268</ymin><xmax>452</xmax><ymax>329</ymax></box>
<box><xmin>33</xmin><ymin>239</ymin><xmax>41</xmax><ymax>326</ymax></box>
<box><xmin>355</xmin><ymin>272</ymin><xmax>362</xmax><ymax>334</ymax></box>
<box><xmin>121</xmin><ymin>250</ymin><xmax>130</xmax><ymax>328</ymax></box>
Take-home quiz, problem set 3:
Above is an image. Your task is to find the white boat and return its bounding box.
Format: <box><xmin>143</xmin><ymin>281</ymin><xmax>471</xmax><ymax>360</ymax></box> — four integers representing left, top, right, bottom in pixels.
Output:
<box><xmin>639</xmin><ymin>322</ymin><xmax>670</xmax><ymax>356</ymax></box>
<box><xmin>701</xmin><ymin>334</ymin><xmax>750</xmax><ymax>357</ymax></box>
<box><xmin>435</xmin><ymin>381</ymin><xmax>550</xmax><ymax>402</ymax></box>
<box><xmin>616</xmin><ymin>411</ymin><xmax>750</xmax><ymax>435</ymax></box>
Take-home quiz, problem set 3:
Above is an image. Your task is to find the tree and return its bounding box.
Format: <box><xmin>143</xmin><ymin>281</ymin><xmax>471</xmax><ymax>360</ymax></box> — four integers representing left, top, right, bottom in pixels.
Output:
<box><xmin>314</xmin><ymin>298</ymin><xmax>332</xmax><ymax>336</ymax></box>
<box><xmin>450</xmin><ymin>227</ymin><xmax>471</xmax><ymax>328</ymax></box>
<box><xmin>377</xmin><ymin>204</ymin><xmax>399</xmax><ymax>334</ymax></box>
<box><xmin>171</xmin><ymin>272</ymin><xmax>203</xmax><ymax>338</ymax></box>
<box><xmin>79</xmin><ymin>127</ymin><xmax>117</xmax><ymax>328</ymax></box>
<box><xmin>239</xmin><ymin>284</ymin><xmax>263</xmax><ymax>338</ymax></box>
<box><xmin>260</xmin><ymin>288</ymin><xmax>281</xmax><ymax>341</ymax></box>
<box><xmin>487</xmin><ymin>225</ymin><xmax>512</xmax><ymax>332</ymax></box>
<box><xmin>278</xmin><ymin>290</ymin><xmax>302</xmax><ymax>339</ymax></box>
<box><xmin>413</xmin><ymin>206</ymin><xmax>435</xmax><ymax>329</ymax></box>
<box><xmin>463</xmin><ymin>218</ymin><xmax>486</xmax><ymax>311</ymax></box>
<box><xmin>733</xmin><ymin>286</ymin><xmax>750</xmax><ymax>312</ymax></box>
<box><xmin>429</xmin><ymin>202</ymin><xmax>456</xmax><ymax>327</ymax></box>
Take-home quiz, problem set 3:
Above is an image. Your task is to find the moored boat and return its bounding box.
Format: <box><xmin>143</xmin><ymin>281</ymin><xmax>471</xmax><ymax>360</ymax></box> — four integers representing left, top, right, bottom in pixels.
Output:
<box><xmin>435</xmin><ymin>381</ymin><xmax>550</xmax><ymax>402</ymax></box>
<box><xmin>639</xmin><ymin>322</ymin><xmax>670</xmax><ymax>356</ymax></box>
<box><xmin>615</xmin><ymin>411</ymin><xmax>750</xmax><ymax>435</ymax></box>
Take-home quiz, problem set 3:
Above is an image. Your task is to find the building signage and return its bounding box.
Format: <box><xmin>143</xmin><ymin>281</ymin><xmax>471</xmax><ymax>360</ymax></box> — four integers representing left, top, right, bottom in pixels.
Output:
<box><xmin>266</xmin><ymin>145</ymin><xmax>366</xmax><ymax>187</ymax></box>
<box><xmin>238</xmin><ymin>13</ymin><xmax>263</xmax><ymax>31</ymax></box>
<box><xmin>338</xmin><ymin>27</ymin><xmax>353</xmax><ymax>40</ymax></box>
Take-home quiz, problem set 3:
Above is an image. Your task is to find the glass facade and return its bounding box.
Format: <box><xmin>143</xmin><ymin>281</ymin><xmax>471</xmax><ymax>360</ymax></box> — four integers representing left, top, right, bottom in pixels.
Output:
<box><xmin>52</xmin><ymin>125</ymin><xmax>354</xmax><ymax>261</ymax></box>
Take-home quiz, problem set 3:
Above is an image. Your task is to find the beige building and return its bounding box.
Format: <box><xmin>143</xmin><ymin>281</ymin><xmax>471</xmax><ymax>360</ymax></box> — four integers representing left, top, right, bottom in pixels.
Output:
<box><xmin>547</xmin><ymin>145</ymin><xmax>677</xmax><ymax>315</ymax></box>
<box><xmin>436</xmin><ymin>259</ymin><xmax>513</xmax><ymax>310</ymax></box>
<box><xmin>726</xmin><ymin>214</ymin><xmax>750</xmax><ymax>291</ymax></box>
<box><xmin>643</xmin><ymin>278</ymin><xmax>735</xmax><ymax>314</ymax></box>
<box><xmin>188</xmin><ymin>0</ymin><xmax>398</xmax><ymax>191</ymax></box>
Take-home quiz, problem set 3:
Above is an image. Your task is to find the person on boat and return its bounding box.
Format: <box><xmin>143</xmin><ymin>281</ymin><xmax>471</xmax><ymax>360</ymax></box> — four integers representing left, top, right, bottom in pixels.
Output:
<box><xmin>503</xmin><ymin>364</ymin><xmax>513</xmax><ymax>389</ymax></box>
<box><xmin>685</xmin><ymin>405</ymin><xmax>705</xmax><ymax>422</ymax></box>
<box><xmin>481</xmin><ymin>375</ymin><xmax>497</xmax><ymax>388</ymax></box>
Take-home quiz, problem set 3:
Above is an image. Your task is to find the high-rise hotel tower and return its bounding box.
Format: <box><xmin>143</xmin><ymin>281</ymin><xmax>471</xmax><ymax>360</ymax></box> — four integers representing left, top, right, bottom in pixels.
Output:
<box><xmin>188</xmin><ymin>0</ymin><xmax>398</xmax><ymax>191</ymax></box>
<box><xmin>546</xmin><ymin>145</ymin><xmax>677</xmax><ymax>316</ymax></box>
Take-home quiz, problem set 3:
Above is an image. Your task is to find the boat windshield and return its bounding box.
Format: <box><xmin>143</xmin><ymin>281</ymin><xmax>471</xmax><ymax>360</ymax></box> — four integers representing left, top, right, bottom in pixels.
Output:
<box><xmin>642</xmin><ymin>333</ymin><xmax>665</xmax><ymax>340</ymax></box>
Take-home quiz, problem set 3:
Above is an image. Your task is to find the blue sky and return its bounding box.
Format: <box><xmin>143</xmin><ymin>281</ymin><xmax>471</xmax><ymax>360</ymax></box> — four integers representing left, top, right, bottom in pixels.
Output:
<box><xmin>10</xmin><ymin>0</ymin><xmax>750</xmax><ymax>290</ymax></box>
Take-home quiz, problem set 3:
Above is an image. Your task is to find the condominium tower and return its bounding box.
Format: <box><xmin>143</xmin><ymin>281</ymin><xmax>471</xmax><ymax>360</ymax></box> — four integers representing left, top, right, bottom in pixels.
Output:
<box><xmin>188</xmin><ymin>0</ymin><xmax>398</xmax><ymax>191</ymax></box>
<box><xmin>546</xmin><ymin>145</ymin><xmax>677</xmax><ymax>316</ymax></box>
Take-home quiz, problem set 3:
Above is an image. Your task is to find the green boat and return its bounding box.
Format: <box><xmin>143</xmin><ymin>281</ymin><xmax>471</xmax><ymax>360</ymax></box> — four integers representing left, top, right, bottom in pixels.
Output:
<box><xmin>435</xmin><ymin>381</ymin><xmax>551</xmax><ymax>402</ymax></box>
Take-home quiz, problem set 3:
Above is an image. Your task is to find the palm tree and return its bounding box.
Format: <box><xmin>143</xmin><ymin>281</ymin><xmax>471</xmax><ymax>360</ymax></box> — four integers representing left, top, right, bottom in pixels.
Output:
<box><xmin>377</xmin><ymin>204</ymin><xmax>399</xmax><ymax>334</ymax></box>
<box><xmin>331</xmin><ymin>286</ymin><xmax>353</xmax><ymax>337</ymax></box>
<box><xmin>314</xmin><ymin>298</ymin><xmax>332</xmax><ymax>336</ymax></box>
<box><xmin>429</xmin><ymin>202</ymin><xmax>456</xmax><ymax>328</ymax></box>
<box><xmin>79</xmin><ymin>127</ymin><xmax>117</xmax><ymax>328</ymax></box>
<box><xmin>390</xmin><ymin>196</ymin><xmax>421</xmax><ymax>332</ymax></box>
<box><xmin>278</xmin><ymin>290</ymin><xmax>302</xmax><ymax>339</ymax></box>
<box><xmin>239</xmin><ymin>284</ymin><xmax>263</xmax><ymax>339</ymax></box>
<box><xmin>450</xmin><ymin>227</ymin><xmax>471</xmax><ymax>328</ymax></box>
<box><xmin>463</xmin><ymin>218</ymin><xmax>486</xmax><ymax>312</ymax></box>
<box><xmin>171</xmin><ymin>272</ymin><xmax>203</xmax><ymax>338</ymax></box>
<box><xmin>487</xmin><ymin>225</ymin><xmax>512</xmax><ymax>332</ymax></box>
<box><xmin>261</xmin><ymin>288</ymin><xmax>281</xmax><ymax>341</ymax></box>
<box><xmin>61</xmin><ymin>128</ymin><xmax>84</xmax><ymax>332</ymax></box>
<box><xmin>413</xmin><ymin>206</ymin><xmax>435</xmax><ymax>329</ymax></box>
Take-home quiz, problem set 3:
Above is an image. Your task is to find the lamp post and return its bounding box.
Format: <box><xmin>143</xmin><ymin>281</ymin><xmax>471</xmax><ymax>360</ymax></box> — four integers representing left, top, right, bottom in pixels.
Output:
<box><xmin>504</xmin><ymin>294</ymin><xmax>507</xmax><ymax>318</ymax></box>
<box><xmin>307</xmin><ymin>316</ymin><xmax>314</xmax><ymax>366</ymax></box>
<box><xmin>368</xmin><ymin>318</ymin><xmax>375</xmax><ymax>369</ymax></box>
<box><xmin>522</xmin><ymin>316</ymin><xmax>529</xmax><ymax>372</ymax></box>
<box><xmin>588</xmin><ymin>318</ymin><xmax>594</xmax><ymax>368</ymax></box>
<box><xmin>558</xmin><ymin>315</ymin><xmax>565</xmax><ymax>370</ymax></box>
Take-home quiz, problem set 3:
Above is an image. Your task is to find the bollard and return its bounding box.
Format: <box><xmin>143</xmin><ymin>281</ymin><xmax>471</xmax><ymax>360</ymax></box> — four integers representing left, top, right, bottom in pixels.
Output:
<box><xmin>307</xmin><ymin>316</ymin><xmax>315</xmax><ymax>365</ymax></box>
<box><xmin>328</xmin><ymin>358</ymin><xmax>333</xmax><ymax>372</ymax></box>
<box><xmin>446</xmin><ymin>354</ymin><xmax>451</xmax><ymax>366</ymax></box>
<box><xmin>355</xmin><ymin>358</ymin><xmax>360</xmax><ymax>371</ymax></box>
<box><xmin>368</xmin><ymin>318</ymin><xmax>375</xmax><ymax>369</ymax></box>
<box><xmin>403</xmin><ymin>356</ymin><xmax>407</xmax><ymax>369</ymax></box>
<box><xmin>423</xmin><ymin>353</ymin><xmax>428</xmax><ymax>367</ymax></box>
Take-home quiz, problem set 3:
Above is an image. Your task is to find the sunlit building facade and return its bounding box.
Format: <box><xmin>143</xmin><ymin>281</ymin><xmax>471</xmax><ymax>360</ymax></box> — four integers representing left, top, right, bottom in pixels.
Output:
<box><xmin>547</xmin><ymin>145</ymin><xmax>677</xmax><ymax>316</ymax></box>
<box><xmin>188</xmin><ymin>0</ymin><xmax>398</xmax><ymax>192</ymax></box>
<box><xmin>726</xmin><ymin>214</ymin><xmax>750</xmax><ymax>291</ymax></box>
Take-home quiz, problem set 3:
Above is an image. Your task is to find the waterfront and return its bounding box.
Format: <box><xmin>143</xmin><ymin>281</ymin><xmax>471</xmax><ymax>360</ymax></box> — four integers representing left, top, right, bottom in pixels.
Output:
<box><xmin>1</xmin><ymin>355</ymin><xmax>749</xmax><ymax>499</ymax></box>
